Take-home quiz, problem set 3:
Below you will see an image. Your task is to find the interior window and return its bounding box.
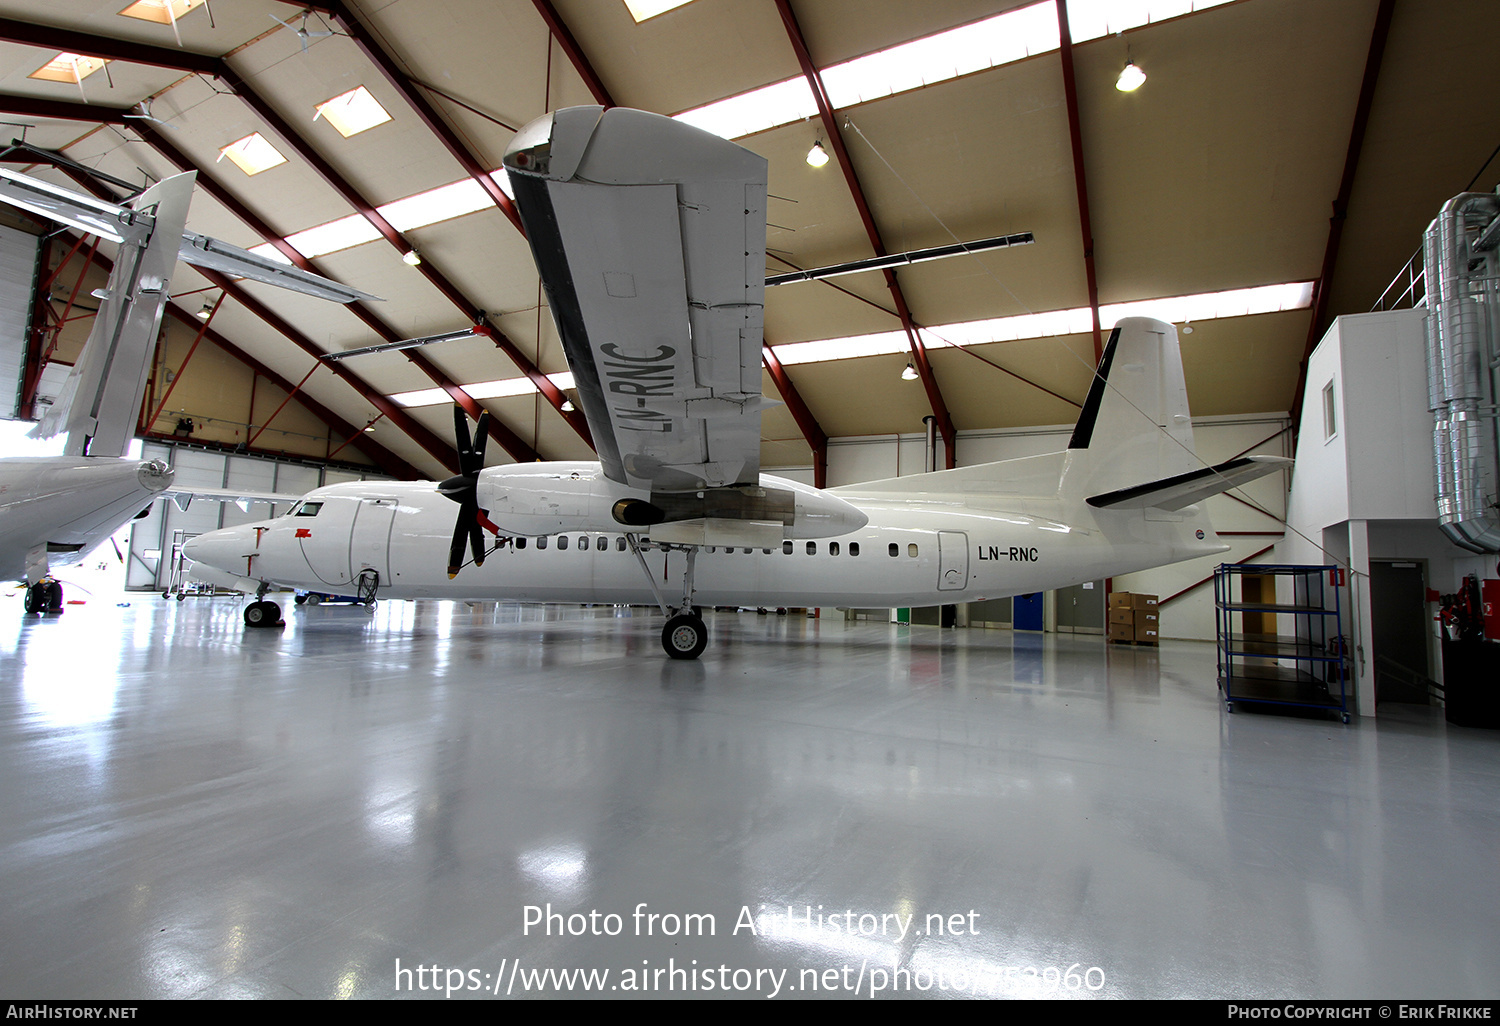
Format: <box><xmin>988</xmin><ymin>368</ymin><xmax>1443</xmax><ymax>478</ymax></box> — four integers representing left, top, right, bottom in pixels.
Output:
<box><xmin>616</xmin><ymin>537</ymin><xmax>627</xmax><ymax>551</ymax></box>
<box><xmin>595</xmin><ymin>536</ymin><xmax>607</xmax><ymax>551</ymax></box>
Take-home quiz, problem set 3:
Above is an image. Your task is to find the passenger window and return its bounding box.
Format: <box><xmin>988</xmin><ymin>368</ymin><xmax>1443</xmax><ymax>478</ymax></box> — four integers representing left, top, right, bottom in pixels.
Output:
<box><xmin>295</xmin><ymin>501</ymin><xmax>322</xmax><ymax>517</ymax></box>
<box><xmin>537</xmin><ymin>536</ymin><xmax>548</xmax><ymax>550</ymax></box>
<box><xmin>830</xmin><ymin>542</ymin><xmax>840</xmax><ymax>556</ymax></box>
<box><xmin>616</xmin><ymin>537</ymin><xmax>627</xmax><ymax>552</ymax></box>
<box><xmin>908</xmin><ymin>543</ymin><xmax>918</xmax><ymax>558</ymax></box>
<box><xmin>577</xmin><ymin>536</ymin><xmax>587</xmax><ymax>550</ymax></box>
<box><xmin>889</xmin><ymin>543</ymin><xmax>898</xmax><ymax>557</ymax></box>
<box><xmin>806</xmin><ymin>542</ymin><xmax>816</xmax><ymax>555</ymax></box>
<box><xmin>558</xmin><ymin>536</ymin><xmax>569</xmax><ymax>550</ymax></box>
<box><xmin>850</xmin><ymin>542</ymin><xmax>860</xmax><ymax>556</ymax></box>
<box><xmin>516</xmin><ymin>537</ymin><xmax>527</xmax><ymax>550</ymax></box>
<box><xmin>783</xmin><ymin>541</ymin><xmax>793</xmax><ymax>555</ymax></box>
<box><xmin>596</xmin><ymin>536</ymin><xmax>607</xmax><ymax>551</ymax></box>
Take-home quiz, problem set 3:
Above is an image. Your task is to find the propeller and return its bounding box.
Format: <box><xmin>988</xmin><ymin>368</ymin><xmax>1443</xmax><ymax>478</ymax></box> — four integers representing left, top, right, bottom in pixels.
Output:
<box><xmin>269</xmin><ymin>11</ymin><xmax>335</xmax><ymax>53</ymax></box>
<box><xmin>438</xmin><ymin>405</ymin><xmax>489</xmax><ymax>577</ymax></box>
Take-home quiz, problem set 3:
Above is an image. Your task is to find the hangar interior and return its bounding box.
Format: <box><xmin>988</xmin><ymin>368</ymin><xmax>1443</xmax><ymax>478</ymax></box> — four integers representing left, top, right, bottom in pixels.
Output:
<box><xmin>1</xmin><ymin>0</ymin><xmax>1498</xmax><ymax>1001</ymax></box>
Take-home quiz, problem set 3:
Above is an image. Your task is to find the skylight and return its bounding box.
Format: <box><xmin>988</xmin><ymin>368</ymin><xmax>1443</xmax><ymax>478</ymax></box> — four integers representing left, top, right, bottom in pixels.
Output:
<box><xmin>769</xmin><ymin>282</ymin><xmax>1314</xmax><ymax>366</ymax></box>
<box><xmin>381</xmin><ymin>180</ymin><xmax>490</xmax><ymax>232</ymax></box>
<box><xmin>118</xmin><ymin>0</ymin><xmax>207</xmax><ymax>25</ymax></box>
<box><xmin>391</xmin><ymin>372</ymin><xmax>575</xmax><ymax>408</ymax></box>
<box><xmin>674</xmin><ymin>0</ymin><xmax>1236</xmax><ymax>140</ymax></box>
<box><xmin>218</xmin><ymin>133</ymin><xmax>288</xmax><ymax>176</ymax></box>
<box><xmin>29</xmin><ymin>54</ymin><xmax>110</xmax><ymax>84</ymax></box>
<box><xmin>284</xmin><ymin>215</ymin><xmax>381</xmax><ymax>260</ymax></box>
<box><xmin>624</xmin><ymin>0</ymin><xmax>695</xmax><ymax>23</ymax></box>
<box><xmin>314</xmin><ymin>86</ymin><xmax>393</xmax><ymax>138</ymax></box>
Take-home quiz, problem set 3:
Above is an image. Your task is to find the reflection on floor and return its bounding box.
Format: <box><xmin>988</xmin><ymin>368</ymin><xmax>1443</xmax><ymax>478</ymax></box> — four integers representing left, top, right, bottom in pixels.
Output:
<box><xmin>0</xmin><ymin>596</ymin><xmax>1496</xmax><ymax>999</ymax></box>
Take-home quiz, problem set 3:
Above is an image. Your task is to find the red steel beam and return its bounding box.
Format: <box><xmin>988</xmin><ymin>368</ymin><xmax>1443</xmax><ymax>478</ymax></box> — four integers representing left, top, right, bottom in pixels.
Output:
<box><xmin>0</xmin><ymin>16</ymin><xmax>218</xmax><ymax>76</ymax></box>
<box><xmin>1055</xmin><ymin>1</ymin><xmax>1105</xmax><ymax>364</ymax></box>
<box><xmin>146</xmin><ymin>291</ymin><xmax>223</xmax><ymax>429</ymax></box>
<box><xmin>1289</xmin><ymin>0</ymin><xmax>1396</xmax><ymax>436</ymax></box>
<box><xmin>321</xmin><ymin>0</ymin><xmax>523</xmax><ymax>233</ymax></box>
<box><xmin>530</xmin><ymin>0</ymin><xmax>617</xmax><ymax>108</ymax></box>
<box><xmin>762</xmin><ymin>346</ymin><xmax>828</xmax><ymax>488</ymax></box>
<box><xmin>774</xmin><ymin>0</ymin><xmax>957</xmax><ymax>469</ymax></box>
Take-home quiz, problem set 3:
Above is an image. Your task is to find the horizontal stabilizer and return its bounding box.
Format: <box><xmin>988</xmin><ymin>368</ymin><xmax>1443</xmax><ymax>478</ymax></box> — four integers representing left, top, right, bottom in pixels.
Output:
<box><xmin>177</xmin><ymin>233</ymin><xmax>381</xmax><ymax>303</ymax></box>
<box><xmin>1085</xmin><ymin>455</ymin><xmax>1291</xmax><ymax>511</ymax></box>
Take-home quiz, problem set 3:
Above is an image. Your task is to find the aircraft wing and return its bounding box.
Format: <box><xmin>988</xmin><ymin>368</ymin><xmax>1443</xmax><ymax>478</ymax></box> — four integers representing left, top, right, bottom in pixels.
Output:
<box><xmin>177</xmin><ymin>233</ymin><xmax>379</xmax><ymax>303</ymax></box>
<box><xmin>502</xmin><ymin>106</ymin><xmax>772</xmax><ymax>493</ymax></box>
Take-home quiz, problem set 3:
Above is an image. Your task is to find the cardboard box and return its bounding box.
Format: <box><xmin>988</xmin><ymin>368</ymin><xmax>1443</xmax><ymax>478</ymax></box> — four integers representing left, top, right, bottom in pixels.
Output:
<box><xmin>1133</xmin><ymin>610</ymin><xmax>1159</xmax><ymax>631</ymax></box>
<box><xmin>1135</xmin><ymin>626</ymin><xmax>1159</xmax><ymax>644</ymax></box>
<box><xmin>1108</xmin><ymin>622</ymin><xmax>1135</xmax><ymax>642</ymax></box>
<box><xmin>1110</xmin><ymin>606</ymin><xmax>1135</xmax><ymax>625</ymax></box>
<box><xmin>1131</xmin><ymin>594</ymin><xmax>1159</xmax><ymax>610</ymax></box>
<box><xmin>1109</xmin><ymin>592</ymin><xmax>1134</xmax><ymax>609</ymax></box>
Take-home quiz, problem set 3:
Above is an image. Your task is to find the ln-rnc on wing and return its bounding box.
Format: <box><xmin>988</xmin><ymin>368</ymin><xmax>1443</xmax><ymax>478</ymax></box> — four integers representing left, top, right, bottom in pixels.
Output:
<box><xmin>503</xmin><ymin>106</ymin><xmax>773</xmax><ymax>494</ymax></box>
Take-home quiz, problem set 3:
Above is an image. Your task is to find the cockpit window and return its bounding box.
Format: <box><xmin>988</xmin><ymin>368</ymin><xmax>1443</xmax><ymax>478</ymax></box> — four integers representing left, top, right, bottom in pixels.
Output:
<box><xmin>294</xmin><ymin>501</ymin><xmax>323</xmax><ymax>517</ymax></box>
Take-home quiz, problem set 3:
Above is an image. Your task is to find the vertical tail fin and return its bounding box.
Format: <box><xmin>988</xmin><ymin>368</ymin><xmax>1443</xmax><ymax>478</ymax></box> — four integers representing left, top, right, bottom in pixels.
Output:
<box><xmin>39</xmin><ymin>173</ymin><xmax>195</xmax><ymax>457</ymax></box>
<box><xmin>1063</xmin><ymin>317</ymin><xmax>1198</xmax><ymax>498</ymax></box>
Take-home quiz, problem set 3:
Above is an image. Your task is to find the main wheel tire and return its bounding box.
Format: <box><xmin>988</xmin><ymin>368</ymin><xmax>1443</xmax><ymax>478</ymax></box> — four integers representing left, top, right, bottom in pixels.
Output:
<box><xmin>662</xmin><ymin>613</ymin><xmax>708</xmax><ymax>660</ymax></box>
<box><xmin>23</xmin><ymin>584</ymin><xmax>42</xmax><ymax>614</ymax></box>
<box><xmin>45</xmin><ymin>581</ymin><xmax>63</xmax><ymax>612</ymax></box>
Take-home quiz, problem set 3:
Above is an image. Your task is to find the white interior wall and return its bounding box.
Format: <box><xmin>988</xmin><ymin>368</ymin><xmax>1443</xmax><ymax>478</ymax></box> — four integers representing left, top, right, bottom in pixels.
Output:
<box><xmin>0</xmin><ymin>224</ymin><xmax>40</xmax><ymax>421</ymax></box>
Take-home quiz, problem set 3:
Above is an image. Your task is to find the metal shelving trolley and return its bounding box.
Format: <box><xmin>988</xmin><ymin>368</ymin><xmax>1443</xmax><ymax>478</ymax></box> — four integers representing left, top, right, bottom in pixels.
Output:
<box><xmin>1214</xmin><ymin>564</ymin><xmax>1350</xmax><ymax>723</ymax></box>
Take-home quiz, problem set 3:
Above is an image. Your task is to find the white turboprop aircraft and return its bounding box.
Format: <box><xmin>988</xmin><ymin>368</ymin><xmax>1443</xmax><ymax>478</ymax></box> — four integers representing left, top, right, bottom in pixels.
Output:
<box><xmin>0</xmin><ymin>168</ymin><xmax>376</xmax><ymax>613</ymax></box>
<box><xmin>182</xmin><ymin>106</ymin><xmax>1288</xmax><ymax>658</ymax></box>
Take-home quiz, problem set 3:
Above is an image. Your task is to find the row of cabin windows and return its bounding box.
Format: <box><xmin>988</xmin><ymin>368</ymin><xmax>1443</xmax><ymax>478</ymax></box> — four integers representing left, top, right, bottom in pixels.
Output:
<box><xmin>510</xmin><ymin>536</ymin><xmax>921</xmax><ymax>558</ymax></box>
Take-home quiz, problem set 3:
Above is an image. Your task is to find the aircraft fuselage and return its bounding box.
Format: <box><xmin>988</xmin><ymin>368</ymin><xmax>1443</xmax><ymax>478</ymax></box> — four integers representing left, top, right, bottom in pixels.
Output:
<box><xmin>184</xmin><ymin>466</ymin><xmax>1227</xmax><ymax>610</ymax></box>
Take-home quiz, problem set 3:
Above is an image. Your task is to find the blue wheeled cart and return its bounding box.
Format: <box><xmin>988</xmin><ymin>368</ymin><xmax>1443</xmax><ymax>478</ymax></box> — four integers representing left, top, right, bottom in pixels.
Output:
<box><xmin>1214</xmin><ymin>564</ymin><xmax>1351</xmax><ymax>724</ymax></box>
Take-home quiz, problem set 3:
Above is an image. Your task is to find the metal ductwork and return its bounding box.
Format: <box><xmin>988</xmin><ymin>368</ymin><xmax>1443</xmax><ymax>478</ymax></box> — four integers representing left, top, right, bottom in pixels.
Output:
<box><xmin>1422</xmin><ymin>192</ymin><xmax>1500</xmax><ymax>553</ymax></box>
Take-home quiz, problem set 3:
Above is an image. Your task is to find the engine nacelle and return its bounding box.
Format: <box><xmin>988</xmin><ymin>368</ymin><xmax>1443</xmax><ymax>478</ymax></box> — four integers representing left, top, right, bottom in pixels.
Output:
<box><xmin>475</xmin><ymin>462</ymin><xmax>867</xmax><ymax>541</ymax></box>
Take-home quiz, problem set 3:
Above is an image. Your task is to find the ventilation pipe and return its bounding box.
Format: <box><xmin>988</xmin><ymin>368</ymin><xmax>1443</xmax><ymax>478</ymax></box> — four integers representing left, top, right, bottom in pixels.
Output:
<box><xmin>1422</xmin><ymin>192</ymin><xmax>1500</xmax><ymax>552</ymax></box>
<box><xmin>923</xmin><ymin>415</ymin><xmax>938</xmax><ymax>474</ymax></box>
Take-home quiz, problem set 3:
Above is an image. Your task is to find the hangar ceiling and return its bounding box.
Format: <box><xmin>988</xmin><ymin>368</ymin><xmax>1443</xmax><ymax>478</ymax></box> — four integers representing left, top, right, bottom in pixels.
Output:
<box><xmin>1</xmin><ymin>0</ymin><xmax>1497</xmax><ymax>482</ymax></box>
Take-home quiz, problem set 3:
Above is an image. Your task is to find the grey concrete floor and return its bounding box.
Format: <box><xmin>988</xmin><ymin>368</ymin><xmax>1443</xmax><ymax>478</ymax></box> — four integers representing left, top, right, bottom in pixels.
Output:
<box><xmin>0</xmin><ymin>594</ymin><xmax>1496</xmax><ymax>1000</ymax></box>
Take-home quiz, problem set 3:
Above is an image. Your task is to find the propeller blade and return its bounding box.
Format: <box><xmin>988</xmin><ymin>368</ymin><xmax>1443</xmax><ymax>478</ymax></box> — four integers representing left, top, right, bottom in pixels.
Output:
<box><xmin>469</xmin><ymin>513</ymin><xmax>485</xmax><ymax>568</ymax></box>
<box><xmin>452</xmin><ymin>405</ymin><xmax>471</xmax><ymax>462</ymax></box>
<box><xmin>447</xmin><ymin>504</ymin><xmax>471</xmax><ymax>577</ymax></box>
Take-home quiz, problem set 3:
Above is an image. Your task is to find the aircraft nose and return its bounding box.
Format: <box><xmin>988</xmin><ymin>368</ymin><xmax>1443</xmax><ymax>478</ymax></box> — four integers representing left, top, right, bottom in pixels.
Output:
<box><xmin>182</xmin><ymin>526</ymin><xmax>255</xmax><ymax>572</ymax></box>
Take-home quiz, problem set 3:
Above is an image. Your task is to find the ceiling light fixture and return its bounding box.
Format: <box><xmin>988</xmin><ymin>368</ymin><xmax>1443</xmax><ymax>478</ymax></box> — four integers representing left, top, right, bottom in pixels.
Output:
<box><xmin>1116</xmin><ymin>60</ymin><xmax>1146</xmax><ymax>92</ymax></box>
<box><xmin>560</xmin><ymin>399</ymin><xmax>575</xmax><ymax>413</ymax></box>
<box><xmin>195</xmin><ymin>300</ymin><xmax>214</xmax><ymax>321</ymax></box>
<box><xmin>402</xmin><ymin>248</ymin><xmax>421</xmax><ymax>266</ymax></box>
<box><xmin>902</xmin><ymin>362</ymin><xmax>919</xmax><ymax>381</ymax></box>
<box><xmin>806</xmin><ymin>139</ymin><xmax>830</xmax><ymax>168</ymax></box>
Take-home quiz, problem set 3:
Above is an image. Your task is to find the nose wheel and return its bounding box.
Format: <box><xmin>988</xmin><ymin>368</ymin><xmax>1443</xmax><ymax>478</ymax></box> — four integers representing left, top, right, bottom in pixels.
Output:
<box><xmin>243</xmin><ymin>599</ymin><xmax>282</xmax><ymax>628</ymax></box>
<box><xmin>662</xmin><ymin>612</ymin><xmax>707</xmax><ymax>660</ymax></box>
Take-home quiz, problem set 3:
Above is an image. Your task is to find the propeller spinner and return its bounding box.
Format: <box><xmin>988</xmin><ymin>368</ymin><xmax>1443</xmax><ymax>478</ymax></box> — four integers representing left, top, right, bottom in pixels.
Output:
<box><xmin>438</xmin><ymin>406</ymin><xmax>490</xmax><ymax>577</ymax></box>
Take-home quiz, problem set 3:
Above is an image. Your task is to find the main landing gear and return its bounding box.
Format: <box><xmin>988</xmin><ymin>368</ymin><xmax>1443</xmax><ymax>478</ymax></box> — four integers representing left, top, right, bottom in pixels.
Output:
<box><xmin>23</xmin><ymin>578</ymin><xmax>63</xmax><ymax>615</ymax></box>
<box><xmin>626</xmin><ymin>536</ymin><xmax>708</xmax><ymax>660</ymax></box>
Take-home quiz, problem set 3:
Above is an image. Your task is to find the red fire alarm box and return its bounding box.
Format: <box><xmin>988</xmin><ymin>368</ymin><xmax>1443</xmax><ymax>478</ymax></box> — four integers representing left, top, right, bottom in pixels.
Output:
<box><xmin>1329</xmin><ymin>567</ymin><xmax>1345</xmax><ymax>587</ymax></box>
<box><xmin>1483</xmin><ymin>578</ymin><xmax>1500</xmax><ymax>641</ymax></box>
